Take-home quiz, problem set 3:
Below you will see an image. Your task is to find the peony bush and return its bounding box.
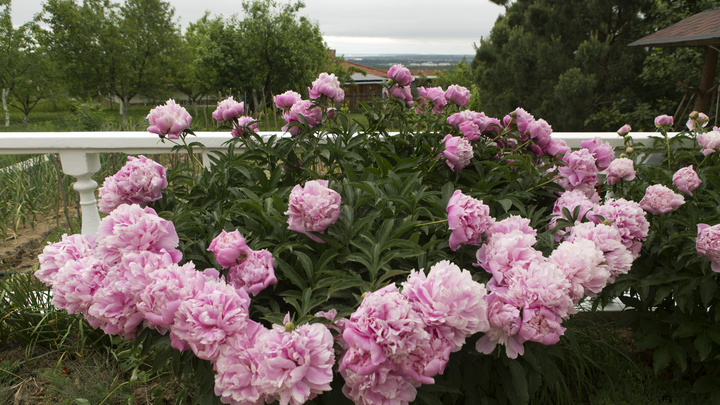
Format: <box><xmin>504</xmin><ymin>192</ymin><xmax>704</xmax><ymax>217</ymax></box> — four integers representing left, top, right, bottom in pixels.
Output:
<box><xmin>36</xmin><ymin>69</ymin><xmax>720</xmax><ymax>404</ymax></box>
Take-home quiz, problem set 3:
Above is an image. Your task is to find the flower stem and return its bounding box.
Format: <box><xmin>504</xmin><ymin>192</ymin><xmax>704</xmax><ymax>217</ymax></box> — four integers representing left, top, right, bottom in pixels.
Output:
<box><xmin>526</xmin><ymin>175</ymin><xmax>561</xmax><ymax>192</ymax></box>
<box><xmin>417</xmin><ymin>219</ymin><xmax>448</xmax><ymax>227</ymax></box>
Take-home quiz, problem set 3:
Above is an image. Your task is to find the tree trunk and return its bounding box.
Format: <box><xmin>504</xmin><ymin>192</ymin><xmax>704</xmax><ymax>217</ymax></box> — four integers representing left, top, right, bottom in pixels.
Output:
<box><xmin>694</xmin><ymin>46</ymin><xmax>718</xmax><ymax>114</ymax></box>
<box><xmin>122</xmin><ymin>96</ymin><xmax>130</xmax><ymax>127</ymax></box>
<box><xmin>2</xmin><ymin>88</ymin><xmax>8</xmax><ymax>127</ymax></box>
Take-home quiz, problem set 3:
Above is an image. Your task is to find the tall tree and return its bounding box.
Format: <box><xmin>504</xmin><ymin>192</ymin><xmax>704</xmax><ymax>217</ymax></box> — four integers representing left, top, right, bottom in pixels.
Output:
<box><xmin>193</xmin><ymin>0</ymin><xmax>330</xmax><ymax>106</ymax></box>
<box><xmin>41</xmin><ymin>0</ymin><xmax>181</xmax><ymax>125</ymax></box>
<box><xmin>0</xmin><ymin>0</ymin><xmax>57</xmax><ymax>123</ymax></box>
<box><xmin>472</xmin><ymin>0</ymin><xmax>671</xmax><ymax>131</ymax></box>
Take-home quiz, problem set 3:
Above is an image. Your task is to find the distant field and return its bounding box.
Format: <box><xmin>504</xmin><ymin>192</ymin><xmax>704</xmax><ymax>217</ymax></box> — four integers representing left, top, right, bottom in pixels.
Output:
<box><xmin>343</xmin><ymin>53</ymin><xmax>472</xmax><ymax>70</ymax></box>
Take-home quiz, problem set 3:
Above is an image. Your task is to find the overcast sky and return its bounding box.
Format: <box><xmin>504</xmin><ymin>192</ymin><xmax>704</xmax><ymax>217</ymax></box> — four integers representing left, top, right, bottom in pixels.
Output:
<box><xmin>9</xmin><ymin>0</ymin><xmax>504</xmax><ymax>55</ymax></box>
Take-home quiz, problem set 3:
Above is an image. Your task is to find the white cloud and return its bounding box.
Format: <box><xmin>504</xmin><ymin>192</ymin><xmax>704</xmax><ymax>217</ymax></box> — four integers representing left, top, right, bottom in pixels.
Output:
<box><xmin>10</xmin><ymin>0</ymin><xmax>503</xmax><ymax>54</ymax></box>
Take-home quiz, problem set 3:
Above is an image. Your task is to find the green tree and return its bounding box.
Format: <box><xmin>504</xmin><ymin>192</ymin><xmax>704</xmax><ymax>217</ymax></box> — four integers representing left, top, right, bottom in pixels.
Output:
<box><xmin>0</xmin><ymin>1</ymin><xmax>58</xmax><ymax>123</ymax></box>
<box><xmin>193</xmin><ymin>0</ymin><xmax>332</xmax><ymax>110</ymax></box>
<box><xmin>473</xmin><ymin>0</ymin><xmax>665</xmax><ymax>131</ymax></box>
<box><xmin>41</xmin><ymin>0</ymin><xmax>181</xmax><ymax>125</ymax></box>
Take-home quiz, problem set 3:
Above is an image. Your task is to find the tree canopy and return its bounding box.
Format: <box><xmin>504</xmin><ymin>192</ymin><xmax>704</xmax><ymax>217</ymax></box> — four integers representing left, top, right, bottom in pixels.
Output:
<box><xmin>473</xmin><ymin>0</ymin><xmax>720</xmax><ymax>131</ymax></box>
<box><xmin>192</xmin><ymin>0</ymin><xmax>330</xmax><ymax>106</ymax></box>
<box><xmin>41</xmin><ymin>0</ymin><xmax>181</xmax><ymax>124</ymax></box>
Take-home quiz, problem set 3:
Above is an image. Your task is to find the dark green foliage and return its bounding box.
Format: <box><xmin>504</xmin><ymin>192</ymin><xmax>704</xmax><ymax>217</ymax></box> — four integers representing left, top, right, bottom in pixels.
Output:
<box><xmin>472</xmin><ymin>0</ymin><xmax>720</xmax><ymax>131</ymax></box>
<box><xmin>605</xmin><ymin>124</ymin><xmax>720</xmax><ymax>404</ymax></box>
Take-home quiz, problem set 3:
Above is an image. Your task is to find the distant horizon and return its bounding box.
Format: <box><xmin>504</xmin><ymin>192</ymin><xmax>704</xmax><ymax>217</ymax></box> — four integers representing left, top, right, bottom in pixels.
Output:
<box><xmin>342</xmin><ymin>54</ymin><xmax>475</xmax><ymax>57</ymax></box>
<box><xmin>10</xmin><ymin>0</ymin><xmax>502</xmax><ymax>55</ymax></box>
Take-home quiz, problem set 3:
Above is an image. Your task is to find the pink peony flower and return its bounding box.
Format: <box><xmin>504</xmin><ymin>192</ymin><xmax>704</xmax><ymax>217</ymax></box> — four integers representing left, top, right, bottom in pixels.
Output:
<box><xmin>326</xmin><ymin>107</ymin><xmax>339</xmax><ymax>119</ymax></box>
<box><xmin>252</xmin><ymin>323</ymin><xmax>336</xmax><ymax>405</ymax></box>
<box><xmin>687</xmin><ymin>111</ymin><xmax>709</xmax><ymax>130</ymax></box>
<box><xmin>548</xmin><ymin>239</ymin><xmax>608</xmax><ymax>303</ymax></box>
<box><xmin>518</xmin><ymin>306</ymin><xmax>565</xmax><ymax>345</ymax></box>
<box><xmin>227</xmin><ymin>248</ymin><xmax>277</xmax><ymax>296</ymax></box>
<box><xmin>639</xmin><ymin>184</ymin><xmax>685</xmax><ymax>215</ymax></box>
<box><xmin>340</xmin><ymin>285</ymin><xmax>430</xmax><ymax>378</ymax></box>
<box><xmin>51</xmin><ymin>256</ymin><xmax>107</xmax><ymax>315</ymax></box>
<box><xmin>446</xmin><ymin>190</ymin><xmax>494</xmax><ymax>250</ymax></box>
<box><xmin>654</xmin><ymin>114</ymin><xmax>674</xmax><ymax>128</ymax></box>
<box><xmin>486</xmin><ymin>215</ymin><xmax>536</xmax><ymax>239</ymax></box>
<box><xmin>274</xmin><ymin>90</ymin><xmax>302</xmax><ymax>109</ymax></box>
<box><xmin>527</xmin><ymin>119</ymin><xmax>552</xmax><ymax>152</ymax></box>
<box><xmin>446</xmin><ymin>111</ymin><xmax>478</xmax><ymax>127</ymax></box>
<box><xmin>580</xmin><ymin>137</ymin><xmax>615</xmax><ymax>170</ymax></box>
<box><xmin>95</xmin><ymin>204</ymin><xmax>182</xmax><ymax>264</ymax></box>
<box><xmin>514</xmin><ymin>108</ymin><xmax>535</xmax><ymax>134</ymax></box>
<box><xmin>146</xmin><ymin>99</ymin><xmax>192</xmax><ymax>140</ymax></box>
<box><xmin>231</xmin><ymin>116</ymin><xmax>259</xmax><ymax>138</ymax></box>
<box><xmin>673</xmin><ymin>166</ymin><xmax>701</xmax><ymax>196</ymax></box>
<box><xmin>458</xmin><ymin>120</ymin><xmax>481</xmax><ymax>141</ymax></box>
<box><xmin>475</xmin><ymin>294</ymin><xmax>525</xmax><ymax>359</ymax></box>
<box><xmin>544</xmin><ymin>138</ymin><xmax>571</xmax><ymax>156</ymax></box>
<box><xmin>552</xmin><ymin>189</ymin><xmax>598</xmax><ymax>219</ymax></box>
<box><xmin>172</xmin><ymin>279</ymin><xmax>251</xmax><ymax>361</ymax></box>
<box><xmin>698</xmin><ymin>130</ymin><xmax>720</xmax><ymax>155</ymax></box>
<box><xmin>422</xmin><ymin>86</ymin><xmax>447</xmax><ymax>114</ymax></box>
<box><xmin>504</xmin><ymin>260</ymin><xmax>574</xmax><ymax>317</ymax></box>
<box><xmin>308</xmin><ymin>72</ymin><xmax>344</xmax><ymax>102</ymax></box>
<box><xmin>475</xmin><ymin>229</ymin><xmax>544</xmax><ymax>285</ymax></box>
<box><xmin>442</xmin><ymin>134</ymin><xmax>473</xmax><ymax>172</ymax></box>
<box><xmin>387</xmin><ymin>64</ymin><xmax>413</xmax><ymax>87</ymax></box>
<box><xmin>558</xmin><ymin>149</ymin><xmax>598</xmax><ymax>187</ymax></box>
<box><xmin>444</xmin><ymin>85</ymin><xmax>471</xmax><ymax>107</ymax></box>
<box><xmin>341</xmin><ymin>363</ymin><xmax>418</xmax><ymax>405</ymax></box>
<box><xmin>402</xmin><ymin>260</ymin><xmax>489</xmax><ymax>351</ymax></box>
<box><xmin>282</xmin><ymin>100</ymin><xmax>322</xmax><ymax>136</ymax></box>
<box><xmin>591</xmin><ymin>198</ymin><xmax>649</xmax><ymax>257</ymax></box>
<box><xmin>606</xmin><ymin>158</ymin><xmax>636</xmax><ymax>185</ymax></box>
<box><xmin>212</xmin><ymin>96</ymin><xmax>244</xmax><ymax>122</ymax></box>
<box><xmin>387</xmin><ymin>84</ymin><xmax>414</xmax><ymax>106</ymax></box>
<box><xmin>617</xmin><ymin>124</ymin><xmax>632</xmax><ymax>136</ymax></box>
<box><xmin>213</xmin><ymin>323</ymin><xmax>268</xmax><ymax>405</ymax></box>
<box><xmin>567</xmin><ymin>222</ymin><xmax>633</xmax><ymax>281</ymax></box>
<box><xmin>207</xmin><ymin>229</ymin><xmax>251</xmax><ymax>269</ymax></box>
<box><xmin>36</xmin><ymin>233</ymin><xmax>96</xmax><ymax>287</ymax></box>
<box><xmin>136</xmin><ymin>261</ymin><xmax>212</xmax><ymax>333</ymax></box>
<box><xmin>697</xmin><ymin>223</ymin><xmax>720</xmax><ymax>272</ymax></box>
<box><xmin>547</xmin><ymin>189</ymin><xmax>599</xmax><ymax>241</ymax></box>
<box><xmin>285</xmin><ymin>180</ymin><xmax>341</xmax><ymax>243</ymax></box>
<box><xmin>97</xmin><ymin>155</ymin><xmax>168</xmax><ymax>215</ymax></box>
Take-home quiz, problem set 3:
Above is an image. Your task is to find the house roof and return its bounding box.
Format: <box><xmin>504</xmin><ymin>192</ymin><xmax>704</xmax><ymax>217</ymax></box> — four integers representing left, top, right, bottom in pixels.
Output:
<box><xmin>351</xmin><ymin>73</ymin><xmax>385</xmax><ymax>83</ymax></box>
<box><xmin>629</xmin><ymin>8</ymin><xmax>720</xmax><ymax>47</ymax></box>
<box><xmin>343</xmin><ymin>60</ymin><xmax>389</xmax><ymax>78</ymax></box>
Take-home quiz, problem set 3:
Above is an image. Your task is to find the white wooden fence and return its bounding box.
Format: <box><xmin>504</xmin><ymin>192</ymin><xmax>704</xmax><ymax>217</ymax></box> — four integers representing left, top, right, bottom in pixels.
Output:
<box><xmin>0</xmin><ymin>131</ymin><xmax>673</xmax><ymax>236</ymax></box>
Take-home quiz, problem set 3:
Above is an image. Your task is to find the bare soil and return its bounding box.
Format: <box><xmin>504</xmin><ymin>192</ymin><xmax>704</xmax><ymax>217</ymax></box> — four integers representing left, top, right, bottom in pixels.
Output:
<box><xmin>0</xmin><ymin>216</ymin><xmax>72</xmax><ymax>274</ymax></box>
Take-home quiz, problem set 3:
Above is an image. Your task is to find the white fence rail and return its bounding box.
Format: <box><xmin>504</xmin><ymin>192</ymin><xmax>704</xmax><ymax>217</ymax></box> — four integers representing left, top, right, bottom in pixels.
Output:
<box><xmin>0</xmin><ymin>131</ymin><xmax>674</xmax><ymax>236</ymax></box>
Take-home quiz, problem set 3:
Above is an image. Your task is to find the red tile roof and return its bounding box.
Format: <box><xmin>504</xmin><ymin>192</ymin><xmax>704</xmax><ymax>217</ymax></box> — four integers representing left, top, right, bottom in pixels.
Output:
<box><xmin>343</xmin><ymin>61</ymin><xmax>388</xmax><ymax>78</ymax></box>
<box><xmin>629</xmin><ymin>8</ymin><xmax>720</xmax><ymax>47</ymax></box>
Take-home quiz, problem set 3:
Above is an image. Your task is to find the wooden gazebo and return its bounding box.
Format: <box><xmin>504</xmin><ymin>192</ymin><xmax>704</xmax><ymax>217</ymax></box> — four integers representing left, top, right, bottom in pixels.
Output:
<box><xmin>629</xmin><ymin>8</ymin><xmax>720</xmax><ymax>114</ymax></box>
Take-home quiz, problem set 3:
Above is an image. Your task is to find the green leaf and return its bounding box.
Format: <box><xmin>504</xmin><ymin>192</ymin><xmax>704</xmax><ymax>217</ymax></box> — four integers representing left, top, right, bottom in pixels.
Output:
<box><xmin>695</xmin><ymin>333</ymin><xmax>712</xmax><ymax>361</ymax></box>
<box><xmin>653</xmin><ymin>344</ymin><xmax>671</xmax><ymax>374</ymax></box>
<box><xmin>498</xmin><ymin>198</ymin><xmax>513</xmax><ymax>213</ymax></box>
<box><xmin>700</xmin><ymin>278</ymin><xmax>717</xmax><ymax>307</ymax></box>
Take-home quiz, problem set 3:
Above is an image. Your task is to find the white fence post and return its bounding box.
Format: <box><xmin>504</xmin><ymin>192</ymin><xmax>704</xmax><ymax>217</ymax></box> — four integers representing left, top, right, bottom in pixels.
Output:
<box><xmin>59</xmin><ymin>151</ymin><xmax>102</xmax><ymax>235</ymax></box>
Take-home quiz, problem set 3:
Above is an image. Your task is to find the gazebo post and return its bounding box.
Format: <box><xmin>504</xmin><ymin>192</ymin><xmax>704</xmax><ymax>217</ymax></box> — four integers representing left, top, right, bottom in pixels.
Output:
<box><xmin>695</xmin><ymin>46</ymin><xmax>718</xmax><ymax>113</ymax></box>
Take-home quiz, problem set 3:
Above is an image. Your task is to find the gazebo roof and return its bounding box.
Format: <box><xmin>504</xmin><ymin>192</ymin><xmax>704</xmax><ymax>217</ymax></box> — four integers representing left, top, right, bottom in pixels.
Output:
<box><xmin>629</xmin><ymin>8</ymin><xmax>720</xmax><ymax>47</ymax></box>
